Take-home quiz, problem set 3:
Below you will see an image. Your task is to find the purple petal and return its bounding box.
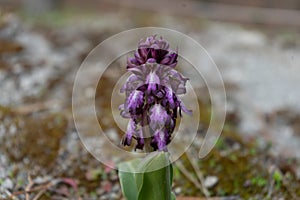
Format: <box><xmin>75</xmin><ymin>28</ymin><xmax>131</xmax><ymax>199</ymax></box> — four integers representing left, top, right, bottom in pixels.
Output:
<box><xmin>134</xmin><ymin>51</ymin><xmax>144</xmax><ymax>63</ymax></box>
<box><xmin>160</xmin><ymin>55</ymin><xmax>171</xmax><ymax>65</ymax></box>
<box><xmin>168</xmin><ymin>62</ymin><xmax>177</xmax><ymax>68</ymax></box>
<box><xmin>167</xmin><ymin>69</ymin><xmax>188</xmax><ymax>95</ymax></box>
<box><xmin>146</xmin><ymin>58</ymin><xmax>156</xmax><ymax>63</ymax></box>
<box><xmin>119</xmin><ymin>104</ymin><xmax>130</xmax><ymax>118</ymax></box>
<box><xmin>121</xmin><ymin>74</ymin><xmax>143</xmax><ymax>95</ymax></box>
<box><xmin>128</xmin><ymin>67</ymin><xmax>144</xmax><ymax>77</ymax></box>
<box><xmin>162</xmin><ymin>87</ymin><xmax>176</xmax><ymax>109</ymax></box>
<box><xmin>152</xmin><ymin>49</ymin><xmax>169</xmax><ymax>61</ymax></box>
<box><xmin>180</xmin><ymin>101</ymin><xmax>192</xmax><ymax>116</ymax></box>
<box><xmin>137</xmin><ymin>48</ymin><xmax>149</xmax><ymax>60</ymax></box>
<box><xmin>118</xmin><ymin>104</ymin><xmax>124</xmax><ymax>110</ymax></box>
<box><xmin>120</xmin><ymin>110</ymin><xmax>131</xmax><ymax>118</ymax></box>
<box><xmin>125</xmin><ymin>90</ymin><xmax>144</xmax><ymax>115</ymax></box>
<box><xmin>122</xmin><ymin>119</ymin><xmax>136</xmax><ymax>146</ymax></box>
<box><xmin>127</xmin><ymin>57</ymin><xmax>140</xmax><ymax>68</ymax></box>
<box><xmin>127</xmin><ymin>64</ymin><xmax>150</xmax><ymax>79</ymax></box>
<box><xmin>160</xmin><ymin>53</ymin><xmax>178</xmax><ymax>68</ymax></box>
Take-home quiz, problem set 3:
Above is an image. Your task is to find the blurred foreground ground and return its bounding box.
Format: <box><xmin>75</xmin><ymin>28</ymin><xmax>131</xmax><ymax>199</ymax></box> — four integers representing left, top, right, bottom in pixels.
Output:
<box><xmin>0</xmin><ymin>1</ymin><xmax>300</xmax><ymax>199</ymax></box>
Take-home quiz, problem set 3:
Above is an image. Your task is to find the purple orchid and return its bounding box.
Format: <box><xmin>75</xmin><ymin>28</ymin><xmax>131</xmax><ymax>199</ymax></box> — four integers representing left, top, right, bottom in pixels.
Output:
<box><xmin>120</xmin><ymin>35</ymin><xmax>191</xmax><ymax>151</ymax></box>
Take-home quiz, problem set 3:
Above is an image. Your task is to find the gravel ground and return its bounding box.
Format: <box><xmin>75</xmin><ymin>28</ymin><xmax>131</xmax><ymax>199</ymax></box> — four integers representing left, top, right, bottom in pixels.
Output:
<box><xmin>0</xmin><ymin>10</ymin><xmax>300</xmax><ymax>199</ymax></box>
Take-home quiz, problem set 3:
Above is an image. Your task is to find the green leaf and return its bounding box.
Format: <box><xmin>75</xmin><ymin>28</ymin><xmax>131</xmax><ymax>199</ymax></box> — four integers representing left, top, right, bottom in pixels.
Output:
<box><xmin>118</xmin><ymin>158</ymin><xmax>141</xmax><ymax>200</ymax></box>
<box><xmin>136</xmin><ymin>152</ymin><xmax>173</xmax><ymax>200</ymax></box>
<box><xmin>118</xmin><ymin>152</ymin><xmax>175</xmax><ymax>200</ymax></box>
<box><xmin>171</xmin><ymin>192</ymin><xmax>176</xmax><ymax>200</ymax></box>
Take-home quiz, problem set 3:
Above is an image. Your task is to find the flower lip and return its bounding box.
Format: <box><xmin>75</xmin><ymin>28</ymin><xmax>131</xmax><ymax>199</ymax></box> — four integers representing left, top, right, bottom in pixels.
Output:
<box><xmin>151</xmin><ymin>129</ymin><xmax>170</xmax><ymax>151</ymax></box>
<box><xmin>125</xmin><ymin>90</ymin><xmax>144</xmax><ymax>115</ymax></box>
<box><xmin>122</xmin><ymin>119</ymin><xmax>136</xmax><ymax>146</ymax></box>
<box><xmin>149</xmin><ymin>104</ymin><xmax>170</xmax><ymax>131</ymax></box>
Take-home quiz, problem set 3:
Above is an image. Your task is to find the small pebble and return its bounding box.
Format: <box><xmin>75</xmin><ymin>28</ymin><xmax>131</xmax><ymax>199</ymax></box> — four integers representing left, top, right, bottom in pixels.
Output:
<box><xmin>296</xmin><ymin>166</ymin><xmax>300</xmax><ymax>180</ymax></box>
<box><xmin>110</xmin><ymin>192</ymin><xmax>119</xmax><ymax>199</ymax></box>
<box><xmin>2</xmin><ymin>178</ymin><xmax>13</xmax><ymax>190</ymax></box>
<box><xmin>112</xmin><ymin>184</ymin><xmax>120</xmax><ymax>192</ymax></box>
<box><xmin>204</xmin><ymin>176</ymin><xmax>218</xmax><ymax>188</ymax></box>
<box><xmin>243</xmin><ymin>180</ymin><xmax>251</xmax><ymax>188</ymax></box>
<box><xmin>174</xmin><ymin>187</ymin><xmax>182</xmax><ymax>194</ymax></box>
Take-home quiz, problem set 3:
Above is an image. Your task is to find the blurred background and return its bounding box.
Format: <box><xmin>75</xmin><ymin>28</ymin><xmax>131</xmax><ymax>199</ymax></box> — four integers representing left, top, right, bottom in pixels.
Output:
<box><xmin>0</xmin><ymin>0</ymin><xmax>300</xmax><ymax>199</ymax></box>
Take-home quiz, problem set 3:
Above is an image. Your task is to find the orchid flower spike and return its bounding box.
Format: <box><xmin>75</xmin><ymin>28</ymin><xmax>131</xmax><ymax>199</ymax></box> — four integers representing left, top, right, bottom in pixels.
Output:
<box><xmin>120</xmin><ymin>35</ymin><xmax>192</xmax><ymax>151</ymax></box>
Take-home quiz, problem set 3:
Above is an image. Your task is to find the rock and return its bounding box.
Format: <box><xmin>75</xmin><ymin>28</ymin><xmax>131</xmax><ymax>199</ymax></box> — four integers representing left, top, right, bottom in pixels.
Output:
<box><xmin>296</xmin><ymin>166</ymin><xmax>300</xmax><ymax>180</ymax></box>
<box><xmin>2</xmin><ymin>178</ymin><xmax>13</xmax><ymax>190</ymax></box>
<box><xmin>174</xmin><ymin>187</ymin><xmax>182</xmax><ymax>194</ymax></box>
<box><xmin>109</xmin><ymin>192</ymin><xmax>119</xmax><ymax>199</ymax></box>
<box><xmin>203</xmin><ymin>176</ymin><xmax>218</xmax><ymax>188</ymax></box>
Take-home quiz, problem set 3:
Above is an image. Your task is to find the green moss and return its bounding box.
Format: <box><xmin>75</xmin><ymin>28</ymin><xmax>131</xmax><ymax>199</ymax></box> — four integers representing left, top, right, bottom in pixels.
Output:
<box><xmin>17</xmin><ymin>178</ymin><xmax>24</xmax><ymax>186</ymax></box>
<box><xmin>251</xmin><ymin>176</ymin><xmax>267</xmax><ymax>187</ymax></box>
<box><xmin>273</xmin><ymin>171</ymin><xmax>282</xmax><ymax>189</ymax></box>
<box><xmin>215</xmin><ymin>137</ymin><xmax>225</xmax><ymax>150</ymax></box>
